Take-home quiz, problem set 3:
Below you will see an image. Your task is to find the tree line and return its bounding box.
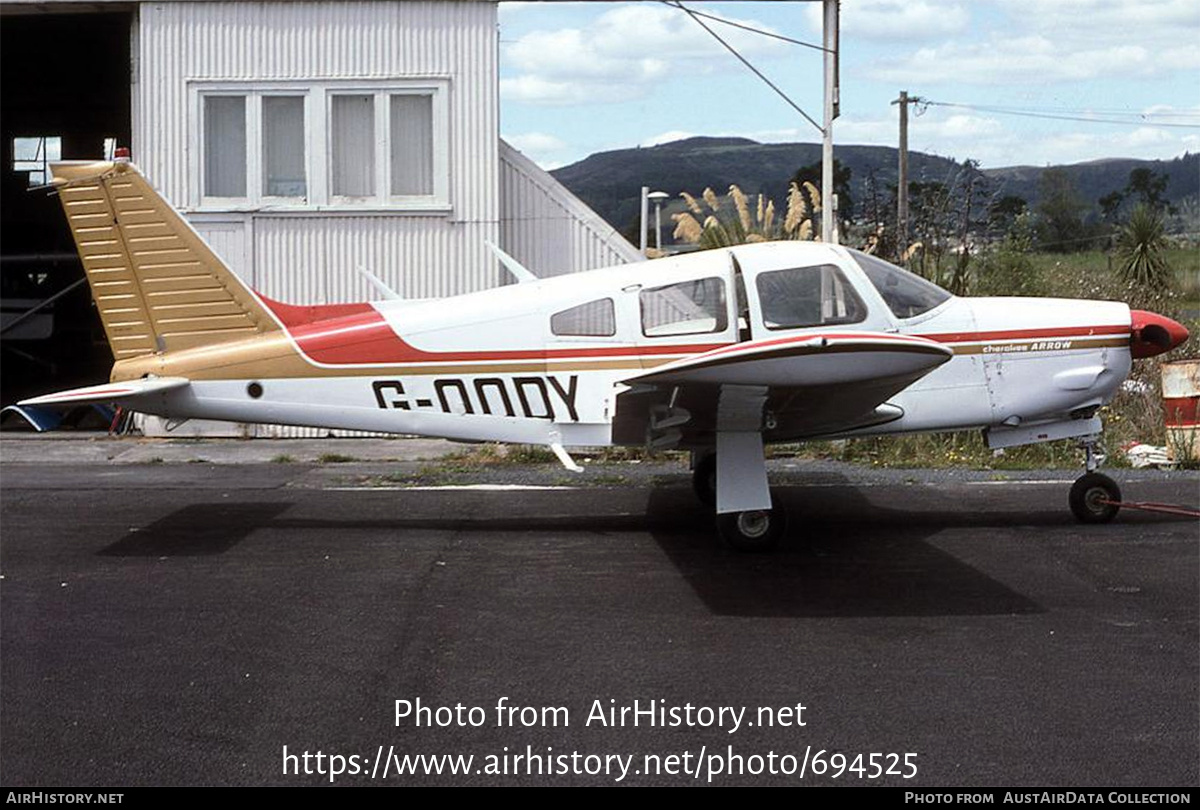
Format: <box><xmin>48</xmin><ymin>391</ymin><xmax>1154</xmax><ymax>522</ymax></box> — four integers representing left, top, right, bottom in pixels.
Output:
<box><xmin>672</xmin><ymin>158</ymin><xmax>1189</xmax><ymax>296</ymax></box>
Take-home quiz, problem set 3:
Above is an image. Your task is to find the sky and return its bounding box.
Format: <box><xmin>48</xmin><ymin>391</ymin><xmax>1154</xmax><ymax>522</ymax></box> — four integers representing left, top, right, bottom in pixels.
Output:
<box><xmin>497</xmin><ymin>0</ymin><xmax>1200</xmax><ymax>171</ymax></box>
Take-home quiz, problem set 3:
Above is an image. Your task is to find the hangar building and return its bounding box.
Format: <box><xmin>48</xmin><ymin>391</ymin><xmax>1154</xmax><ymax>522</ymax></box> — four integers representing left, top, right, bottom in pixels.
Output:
<box><xmin>1</xmin><ymin>0</ymin><xmax>639</xmax><ymax>434</ymax></box>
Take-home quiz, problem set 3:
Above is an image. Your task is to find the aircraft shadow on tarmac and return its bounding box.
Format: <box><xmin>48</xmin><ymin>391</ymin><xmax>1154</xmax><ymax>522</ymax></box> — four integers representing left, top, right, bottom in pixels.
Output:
<box><xmin>90</xmin><ymin>472</ymin><xmax>1197</xmax><ymax>618</ymax></box>
<box><xmin>644</xmin><ymin>483</ymin><xmax>1050</xmax><ymax>618</ymax></box>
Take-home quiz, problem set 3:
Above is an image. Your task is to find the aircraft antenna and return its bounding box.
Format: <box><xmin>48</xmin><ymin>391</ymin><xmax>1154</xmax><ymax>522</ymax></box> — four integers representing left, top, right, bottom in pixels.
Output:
<box><xmin>484</xmin><ymin>240</ymin><xmax>538</xmax><ymax>284</ymax></box>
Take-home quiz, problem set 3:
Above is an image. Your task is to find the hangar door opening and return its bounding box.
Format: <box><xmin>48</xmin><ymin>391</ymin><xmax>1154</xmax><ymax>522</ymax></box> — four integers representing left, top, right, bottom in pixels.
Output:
<box><xmin>1</xmin><ymin>11</ymin><xmax>132</xmax><ymax>408</ymax></box>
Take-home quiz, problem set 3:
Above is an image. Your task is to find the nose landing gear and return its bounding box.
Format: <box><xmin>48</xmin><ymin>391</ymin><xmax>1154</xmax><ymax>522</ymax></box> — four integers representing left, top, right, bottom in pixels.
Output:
<box><xmin>1070</xmin><ymin>435</ymin><xmax>1121</xmax><ymax>523</ymax></box>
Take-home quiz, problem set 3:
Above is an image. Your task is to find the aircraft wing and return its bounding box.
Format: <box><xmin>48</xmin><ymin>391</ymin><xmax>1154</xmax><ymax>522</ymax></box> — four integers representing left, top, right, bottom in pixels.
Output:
<box><xmin>614</xmin><ymin>332</ymin><xmax>953</xmax><ymax>445</ymax></box>
<box><xmin>18</xmin><ymin>377</ymin><xmax>191</xmax><ymax>408</ymax></box>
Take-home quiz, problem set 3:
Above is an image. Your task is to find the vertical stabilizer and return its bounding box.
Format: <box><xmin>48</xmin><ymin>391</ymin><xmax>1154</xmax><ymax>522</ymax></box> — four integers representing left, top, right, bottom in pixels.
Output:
<box><xmin>50</xmin><ymin>160</ymin><xmax>279</xmax><ymax>358</ymax></box>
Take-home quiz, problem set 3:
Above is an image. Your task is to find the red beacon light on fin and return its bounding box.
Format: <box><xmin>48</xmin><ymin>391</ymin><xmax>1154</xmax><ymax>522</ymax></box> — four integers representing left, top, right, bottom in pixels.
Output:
<box><xmin>1129</xmin><ymin>310</ymin><xmax>1189</xmax><ymax>359</ymax></box>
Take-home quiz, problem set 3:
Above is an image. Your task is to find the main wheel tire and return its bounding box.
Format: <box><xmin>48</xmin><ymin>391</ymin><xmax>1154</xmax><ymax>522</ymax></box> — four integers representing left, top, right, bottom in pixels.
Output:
<box><xmin>716</xmin><ymin>499</ymin><xmax>788</xmax><ymax>552</ymax></box>
<box><xmin>692</xmin><ymin>453</ymin><xmax>717</xmax><ymax>507</ymax></box>
<box><xmin>1069</xmin><ymin>472</ymin><xmax>1121</xmax><ymax>524</ymax></box>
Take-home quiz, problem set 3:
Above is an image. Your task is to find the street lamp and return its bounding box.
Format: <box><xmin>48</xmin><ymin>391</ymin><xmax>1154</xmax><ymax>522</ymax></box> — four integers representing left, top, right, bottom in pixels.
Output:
<box><xmin>647</xmin><ymin>190</ymin><xmax>669</xmax><ymax>254</ymax></box>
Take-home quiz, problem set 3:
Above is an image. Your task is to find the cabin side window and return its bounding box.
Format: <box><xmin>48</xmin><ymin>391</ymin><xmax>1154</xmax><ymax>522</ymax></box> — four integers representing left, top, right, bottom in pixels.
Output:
<box><xmin>640</xmin><ymin>277</ymin><xmax>728</xmax><ymax>337</ymax></box>
<box><xmin>755</xmin><ymin>264</ymin><xmax>867</xmax><ymax>330</ymax></box>
<box><xmin>851</xmin><ymin>249</ymin><xmax>951</xmax><ymax>319</ymax></box>
<box><xmin>551</xmin><ymin>298</ymin><xmax>616</xmax><ymax>337</ymax></box>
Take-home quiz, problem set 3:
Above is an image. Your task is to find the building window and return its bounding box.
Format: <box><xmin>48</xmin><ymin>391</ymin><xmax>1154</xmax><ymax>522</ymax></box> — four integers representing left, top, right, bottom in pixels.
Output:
<box><xmin>203</xmin><ymin>96</ymin><xmax>247</xmax><ymax>198</ymax></box>
<box><xmin>194</xmin><ymin>79</ymin><xmax>448</xmax><ymax>211</ymax></box>
<box><xmin>12</xmin><ymin>136</ymin><xmax>62</xmax><ymax>187</ymax></box>
<box><xmin>330</xmin><ymin>94</ymin><xmax>375</xmax><ymax>198</ymax></box>
<box><xmin>390</xmin><ymin>94</ymin><xmax>433</xmax><ymax>196</ymax></box>
<box><xmin>263</xmin><ymin>96</ymin><xmax>306</xmax><ymax>198</ymax></box>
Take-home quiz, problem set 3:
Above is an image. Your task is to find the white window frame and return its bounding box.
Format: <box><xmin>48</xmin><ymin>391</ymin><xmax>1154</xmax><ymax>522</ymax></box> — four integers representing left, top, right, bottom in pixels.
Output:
<box><xmin>189</xmin><ymin>78</ymin><xmax>450</xmax><ymax>213</ymax></box>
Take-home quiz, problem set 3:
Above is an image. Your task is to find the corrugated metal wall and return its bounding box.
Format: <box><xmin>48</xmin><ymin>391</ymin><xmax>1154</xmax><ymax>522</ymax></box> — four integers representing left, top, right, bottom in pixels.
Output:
<box><xmin>135</xmin><ymin>0</ymin><xmax>502</xmax><ymax>303</ymax></box>
<box><xmin>131</xmin><ymin>2</ymin><xmax>639</xmax><ymax>439</ymax></box>
<box><xmin>134</xmin><ymin>1</ymin><xmax>500</xmax><ymax>437</ymax></box>
<box><xmin>499</xmin><ymin>140</ymin><xmax>642</xmax><ymax>277</ymax></box>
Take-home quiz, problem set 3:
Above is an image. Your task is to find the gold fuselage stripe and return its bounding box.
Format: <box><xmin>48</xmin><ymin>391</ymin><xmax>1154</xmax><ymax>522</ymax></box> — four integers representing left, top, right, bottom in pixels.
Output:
<box><xmin>112</xmin><ymin>330</ymin><xmax>1130</xmax><ymax>383</ymax></box>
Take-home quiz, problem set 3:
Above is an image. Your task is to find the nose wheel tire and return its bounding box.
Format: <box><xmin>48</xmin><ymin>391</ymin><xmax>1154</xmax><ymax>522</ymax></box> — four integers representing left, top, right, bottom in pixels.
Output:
<box><xmin>1069</xmin><ymin>472</ymin><xmax>1121</xmax><ymax>524</ymax></box>
<box><xmin>716</xmin><ymin>498</ymin><xmax>788</xmax><ymax>552</ymax></box>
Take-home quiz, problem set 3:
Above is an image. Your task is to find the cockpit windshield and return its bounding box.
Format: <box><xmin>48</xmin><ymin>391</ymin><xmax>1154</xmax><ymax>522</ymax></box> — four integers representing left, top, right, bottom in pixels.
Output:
<box><xmin>850</xmin><ymin>249</ymin><xmax>952</xmax><ymax>319</ymax></box>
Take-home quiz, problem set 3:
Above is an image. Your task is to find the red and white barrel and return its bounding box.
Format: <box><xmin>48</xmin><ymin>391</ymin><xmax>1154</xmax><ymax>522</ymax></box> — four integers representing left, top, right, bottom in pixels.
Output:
<box><xmin>1162</xmin><ymin>359</ymin><xmax>1199</xmax><ymax>461</ymax></box>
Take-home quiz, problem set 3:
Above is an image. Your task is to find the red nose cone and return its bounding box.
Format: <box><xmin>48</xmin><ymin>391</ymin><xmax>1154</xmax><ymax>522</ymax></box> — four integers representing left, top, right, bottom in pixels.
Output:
<box><xmin>1130</xmin><ymin>310</ymin><xmax>1190</xmax><ymax>359</ymax></box>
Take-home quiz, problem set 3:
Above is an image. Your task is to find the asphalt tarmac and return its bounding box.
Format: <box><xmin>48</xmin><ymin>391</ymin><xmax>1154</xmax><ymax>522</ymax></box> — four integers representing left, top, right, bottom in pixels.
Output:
<box><xmin>1</xmin><ymin>446</ymin><xmax>1197</xmax><ymax>786</ymax></box>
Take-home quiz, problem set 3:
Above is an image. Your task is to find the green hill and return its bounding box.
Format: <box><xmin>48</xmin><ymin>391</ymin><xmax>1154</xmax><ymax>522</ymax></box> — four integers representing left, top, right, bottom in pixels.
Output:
<box><xmin>550</xmin><ymin>137</ymin><xmax>1199</xmax><ymax>237</ymax></box>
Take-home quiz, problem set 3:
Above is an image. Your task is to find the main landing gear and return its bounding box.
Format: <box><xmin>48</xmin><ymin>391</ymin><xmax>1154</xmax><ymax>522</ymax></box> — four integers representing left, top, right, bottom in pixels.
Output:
<box><xmin>1069</xmin><ymin>436</ymin><xmax>1121</xmax><ymax>524</ymax></box>
<box><xmin>692</xmin><ymin>451</ymin><xmax>788</xmax><ymax>552</ymax></box>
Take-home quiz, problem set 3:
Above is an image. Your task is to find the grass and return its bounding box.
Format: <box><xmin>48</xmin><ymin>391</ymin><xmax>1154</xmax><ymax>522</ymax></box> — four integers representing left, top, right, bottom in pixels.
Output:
<box><xmin>270</xmin><ymin>454</ymin><xmax>295</xmax><ymax>464</ymax></box>
<box><xmin>499</xmin><ymin>445</ymin><xmax>558</xmax><ymax>464</ymax></box>
<box><xmin>778</xmin><ymin>434</ymin><xmax>1087</xmax><ymax>470</ymax></box>
<box><xmin>317</xmin><ymin>453</ymin><xmax>358</xmax><ymax>464</ymax></box>
<box><xmin>424</xmin><ymin>443</ymin><xmax>564</xmax><ymax>468</ymax></box>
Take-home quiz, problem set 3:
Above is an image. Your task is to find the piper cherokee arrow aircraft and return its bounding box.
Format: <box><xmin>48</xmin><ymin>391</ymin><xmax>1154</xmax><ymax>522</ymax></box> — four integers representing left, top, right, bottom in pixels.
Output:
<box><xmin>20</xmin><ymin>158</ymin><xmax>1190</xmax><ymax>549</ymax></box>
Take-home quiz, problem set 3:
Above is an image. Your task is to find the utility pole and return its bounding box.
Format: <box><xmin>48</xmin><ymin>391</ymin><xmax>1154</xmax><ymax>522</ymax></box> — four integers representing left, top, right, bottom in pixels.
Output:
<box><xmin>891</xmin><ymin>90</ymin><xmax>922</xmax><ymax>257</ymax></box>
<box><xmin>821</xmin><ymin>0</ymin><xmax>840</xmax><ymax>244</ymax></box>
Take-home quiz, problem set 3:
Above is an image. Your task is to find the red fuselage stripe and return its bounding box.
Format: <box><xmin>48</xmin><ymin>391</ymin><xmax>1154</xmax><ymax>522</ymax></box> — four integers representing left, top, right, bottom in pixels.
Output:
<box><xmin>43</xmin><ymin>388</ymin><xmax>134</xmax><ymax>399</ymax></box>
<box><xmin>267</xmin><ymin>299</ymin><xmax>1131</xmax><ymax>367</ymax></box>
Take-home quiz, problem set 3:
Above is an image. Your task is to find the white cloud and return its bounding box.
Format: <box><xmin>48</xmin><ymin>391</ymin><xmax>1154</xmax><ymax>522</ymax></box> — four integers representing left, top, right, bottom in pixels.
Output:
<box><xmin>503</xmin><ymin>132</ymin><xmax>571</xmax><ymax>169</ymax></box>
<box><xmin>501</xmin><ymin>75</ymin><xmax>631</xmax><ymax>106</ymax></box>
<box><xmin>855</xmin><ymin>0</ymin><xmax>1200</xmax><ymax>86</ymax></box>
<box><xmin>506</xmin><ymin>132</ymin><xmax>567</xmax><ymax>154</ymax></box>
<box><xmin>1000</xmin><ymin>0</ymin><xmax>1200</xmax><ymax>45</ymax></box>
<box><xmin>1140</xmin><ymin>104</ymin><xmax>1200</xmax><ymax>125</ymax></box>
<box><xmin>640</xmin><ymin>130</ymin><xmax>700</xmax><ymax>148</ymax></box>
<box><xmin>865</xmin><ymin>35</ymin><xmax>1198</xmax><ymax>85</ymax></box>
<box><xmin>501</xmin><ymin>4</ymin><xmax>787</xmax><ymax>106</ymax></box>
<box><xmin>1021</xmin><ymin>127</ymin><xmax>1195</xmax><ymax>167</ymax></box>
<box><xmin>805</xmin><ymin>0</ymin><xmax>970</xmax><ymax>41</ymax></box>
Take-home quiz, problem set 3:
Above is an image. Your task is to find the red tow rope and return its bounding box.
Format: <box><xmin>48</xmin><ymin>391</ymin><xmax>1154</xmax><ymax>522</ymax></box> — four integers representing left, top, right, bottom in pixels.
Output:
<box><xmin>1097</xmin><ymin>499</ymin><xmax>1200</xmax><ymax>518</ymax></box>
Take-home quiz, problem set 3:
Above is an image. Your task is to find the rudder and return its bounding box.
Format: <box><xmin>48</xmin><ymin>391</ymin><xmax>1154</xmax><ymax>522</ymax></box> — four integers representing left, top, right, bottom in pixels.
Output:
<box><xmin>50</xmin><ymin>160</ymin><xmax>279</xmax><ymax>359</ymax></box>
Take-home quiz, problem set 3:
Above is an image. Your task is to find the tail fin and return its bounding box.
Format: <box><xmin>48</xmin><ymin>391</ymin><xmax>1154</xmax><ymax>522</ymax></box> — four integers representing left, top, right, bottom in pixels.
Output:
<box><xmin>50</xmin><ymin>160</ymin><xmax>280</xmax><ymax>358</ymax></box>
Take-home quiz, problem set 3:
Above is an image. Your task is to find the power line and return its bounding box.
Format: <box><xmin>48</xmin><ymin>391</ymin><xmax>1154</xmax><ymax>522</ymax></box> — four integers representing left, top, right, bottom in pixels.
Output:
<box><xmin>666</xmin><ymin>1</ymin><xmax>823</xmax><ymax>134</ymax></box>
<box><xmin>956</xmin><ymin>104</ymin><xmax>1200</xmax><ymax>118</ymax></box>
<box><xmin>656</xmin><ymin>0</ymin><xmax>829</xmax><ymax>53</ymax></box>
<box><xmin>924</xmin><ymin>100</ymin><xmax>1200</xmax><ymax>129</ymax></box>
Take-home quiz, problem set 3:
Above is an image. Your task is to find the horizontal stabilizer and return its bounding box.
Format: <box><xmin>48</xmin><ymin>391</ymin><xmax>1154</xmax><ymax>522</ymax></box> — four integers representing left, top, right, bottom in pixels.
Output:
<box><xmin>1</xmin><ymin>404</ymin><xmax>117</xmax><ymax>432</ymax></box>
<box><xmin>19</xmin><ymin>377</ymin><xmax>190</xmax><ymax>408</ymax></box>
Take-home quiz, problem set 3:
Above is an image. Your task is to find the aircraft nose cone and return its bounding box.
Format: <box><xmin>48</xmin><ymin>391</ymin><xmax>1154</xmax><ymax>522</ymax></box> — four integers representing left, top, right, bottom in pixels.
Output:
<box><xmin>1130</xmin><ymin>309</ymin><xmax>1190</xmax><ymax>359</ymax></box>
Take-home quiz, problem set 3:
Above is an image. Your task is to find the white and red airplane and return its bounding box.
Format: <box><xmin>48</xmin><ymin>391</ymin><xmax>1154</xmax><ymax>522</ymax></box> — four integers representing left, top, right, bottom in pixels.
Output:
<box><xmin>20</xmin><ymin>159</ymin><xmax>1190</xmax><ymax>549</ymax></box>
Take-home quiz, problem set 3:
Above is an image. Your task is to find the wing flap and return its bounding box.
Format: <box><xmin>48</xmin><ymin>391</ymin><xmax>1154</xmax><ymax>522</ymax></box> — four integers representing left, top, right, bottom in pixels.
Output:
<box><xmin>19</xmin><ymin>377</ymin><xmax>191</xmax><ymax>408</ymax></box>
